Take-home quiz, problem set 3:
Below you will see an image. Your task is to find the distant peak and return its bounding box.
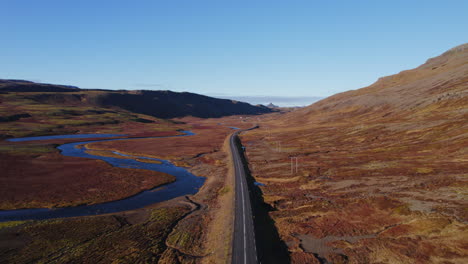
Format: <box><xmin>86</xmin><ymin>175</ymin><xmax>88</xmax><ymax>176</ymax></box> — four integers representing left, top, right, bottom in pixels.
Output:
<box><xmin>440</xmin><ymin>43</ymin><xmax>468</xmax><ymax>57</ymax></box>
<box><xmin>445</xmin><ymin>43</ymin><xmax>468</xmax><ymax>53</ymax></box>
<box><xmin>267</xmin><ymin>102</ymin><xmax>279</xmax><ymax>108</ymax></box>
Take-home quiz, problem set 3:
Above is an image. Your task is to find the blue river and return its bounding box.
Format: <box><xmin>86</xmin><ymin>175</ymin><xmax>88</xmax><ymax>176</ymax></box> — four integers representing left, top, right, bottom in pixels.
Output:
<box><xmin>0</xmin><ymin>131</ymin><xmax>206</xmax><ymax>222</ymax></box>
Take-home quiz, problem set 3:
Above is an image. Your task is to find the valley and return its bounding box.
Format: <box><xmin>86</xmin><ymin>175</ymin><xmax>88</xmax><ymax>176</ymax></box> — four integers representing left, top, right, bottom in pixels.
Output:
<box><xmin>0</xmin><ymin>44</ymin><xmax>467</xmax><ymax>264</ymax></box>
<box><xmin>2</xmin><ymin>2</ymin><xmax>467</xmax><ymax>263</ymax></box>
<box><xmin>0</xmin><ymin>82</ymin><xmax>261</xmax><ymax>263</ymax></box>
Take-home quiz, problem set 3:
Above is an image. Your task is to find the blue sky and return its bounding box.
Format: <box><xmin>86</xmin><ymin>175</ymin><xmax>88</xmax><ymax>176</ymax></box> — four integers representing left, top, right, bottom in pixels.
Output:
<box><xmin>1</xmin><ymin>1</ymin><xmax>467</xmax><ymax>106</ymax></box>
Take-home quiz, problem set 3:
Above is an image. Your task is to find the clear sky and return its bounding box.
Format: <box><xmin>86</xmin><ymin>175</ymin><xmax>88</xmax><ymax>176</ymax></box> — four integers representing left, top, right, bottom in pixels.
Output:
<box><xmin>1</xmin><ymin>0</ymin><xmax>467</xmax><ymax>106</ymax></box>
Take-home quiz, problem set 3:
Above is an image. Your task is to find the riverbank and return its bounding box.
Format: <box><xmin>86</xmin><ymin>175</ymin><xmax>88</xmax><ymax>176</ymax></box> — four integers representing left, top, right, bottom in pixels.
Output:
<box><xmin>0</xmin><ymin>115</ymin><xmax>256</xmax><ymax>263</ymax></box>
<box><xmin>0</xmin><ymin>131</ymin><xmax>202</xmax><ymax>213</ymax></box>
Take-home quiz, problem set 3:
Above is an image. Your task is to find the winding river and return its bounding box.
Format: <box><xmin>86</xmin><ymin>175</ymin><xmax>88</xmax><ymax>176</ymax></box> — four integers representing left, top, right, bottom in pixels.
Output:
<box><xmin>0</xmin><ymin>131</ymin><xmax>206</xmax><ymax>222</ymax></box>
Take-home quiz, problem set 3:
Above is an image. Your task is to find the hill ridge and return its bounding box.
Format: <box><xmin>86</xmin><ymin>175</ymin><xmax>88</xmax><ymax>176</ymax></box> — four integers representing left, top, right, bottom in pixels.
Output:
<box><xmin>285</xmin><ymin>43</ymin><xmax>467</xmax><ymax>124</ymax></box>
<box><xmin>0</xmin><ymin>79</ymin><xmax>273</xmax><ymax>119</ymax></box>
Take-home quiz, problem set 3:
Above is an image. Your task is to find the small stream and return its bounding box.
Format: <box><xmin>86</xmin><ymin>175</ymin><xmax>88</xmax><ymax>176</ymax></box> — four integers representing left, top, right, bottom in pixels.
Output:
<box><xmin>0</xmin><ymin>131</ymin><xmax>206</xmax><ymax>222</ymax></box>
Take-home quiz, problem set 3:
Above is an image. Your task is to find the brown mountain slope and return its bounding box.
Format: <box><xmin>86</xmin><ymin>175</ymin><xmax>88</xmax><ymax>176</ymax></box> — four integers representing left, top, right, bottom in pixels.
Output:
<box><xmin>0</xmin><ymin>80</ymin><xmax>272</xmax><ymax>122</ymax></box>
<box><xmin>242</xmin><ymin>44</ymin><xmax>468</xmax><ymax>263</ymax></box>
<box><xmin>285</xmin><ymin>43</ymin><xmax>467</xmax><ymax>124</ymax></box>
<box><xmin>0</xmin><ymin>80</ymin><xmax>272</xmax><ymax>139</ymax></box>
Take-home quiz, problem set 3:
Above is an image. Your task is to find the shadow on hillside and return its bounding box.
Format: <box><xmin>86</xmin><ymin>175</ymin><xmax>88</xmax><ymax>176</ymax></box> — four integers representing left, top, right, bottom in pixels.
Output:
<box><xmin>235</xmin><ymin>136</ymin><xmax>291</xmax><ymax>264</ymax></box>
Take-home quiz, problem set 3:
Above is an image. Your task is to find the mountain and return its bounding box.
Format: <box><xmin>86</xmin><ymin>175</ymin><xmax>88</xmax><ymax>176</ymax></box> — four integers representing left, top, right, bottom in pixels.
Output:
<box><xmin>0</xmin><ymin>80</ymin><xmax>272</xmax><ymax>119</ymax></box>
<box><xmin>241</xmin><ymin>43</ymin><xmax>468</xmax><ymax>263</ymax></box>
<box><xmin>0</xmin><ymin>79</ymin><xmax>79</xmax><ymax>92</ymax></box>
<box><xmin>266</xmin><ymin>103</ymin><xmax>279</xmax><ymax>108</ymax></box>
<box><xmin>287</xmin><ymin>43</ymin><xmax>467</xmax><ymax>124</ymax></box>
<box><xmin>95</xmin><ymin>90</ymin><xmax>272</xmax><ymax>118</ymax></box>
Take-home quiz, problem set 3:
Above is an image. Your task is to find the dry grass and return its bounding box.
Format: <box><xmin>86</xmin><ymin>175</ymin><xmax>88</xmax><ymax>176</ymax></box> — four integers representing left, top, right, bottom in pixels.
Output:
<box><xmin>239</xmin><ymin>45</ymin><xmax>468</xmax><ymax>263</ymax></box>
<box><xmin>200</xmin><ymin>132</ymin><xmax>236</xmax><ymax>263</ymax></box>
<box><xmin>0</xmin><ymin>205</ymin><xmax>190</xmax><ymax>263</ymax></box>
<box><xmin>0</xmin><ymin>113</ymin><xmax>254</xmax><ymax>263</ymax></box>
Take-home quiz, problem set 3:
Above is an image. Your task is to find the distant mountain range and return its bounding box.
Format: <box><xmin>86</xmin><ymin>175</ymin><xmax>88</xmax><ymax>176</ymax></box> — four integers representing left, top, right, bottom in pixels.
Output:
<box><xmin>0</xmin><ymin>79</ymin><xmax>80</xmax><ymax>92</ymax></box>
<box><xmin>214</xmin><ymin>95</ymin><xmax>323</xmax><ymax>107</ymax></box>
<box><xmin>266</xmin><ymin>103</ymin><xmax>280</xmax><ymax>108</ymax></box>
<box><xmin>0</xmin><ymin>80</ymin><xmax>273</xmax><ymax>118</ymax></box>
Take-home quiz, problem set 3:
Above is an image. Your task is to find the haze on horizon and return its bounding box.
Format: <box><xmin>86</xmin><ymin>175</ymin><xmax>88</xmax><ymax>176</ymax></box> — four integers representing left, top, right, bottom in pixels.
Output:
<box><xmin>1</xmin><ymin>0</ymin><xmax>467</xmax><ymax>106</ymax></box>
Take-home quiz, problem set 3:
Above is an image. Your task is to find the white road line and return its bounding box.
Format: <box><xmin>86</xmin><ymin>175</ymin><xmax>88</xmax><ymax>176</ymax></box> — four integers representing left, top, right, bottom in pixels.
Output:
<box><xmin>232</xmin><ymin>133</ymin><xmax>256</xmax><ymax>264</ymax></box>
<box><xmin>238</xmin><ymin>158</ymin><xmax>247</xmax><ymax>264</ymax></box>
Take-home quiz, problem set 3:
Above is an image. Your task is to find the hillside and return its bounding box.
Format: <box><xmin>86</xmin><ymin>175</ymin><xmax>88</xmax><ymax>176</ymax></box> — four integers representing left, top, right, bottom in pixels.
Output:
<box><xmin>288</xmin><ymin>43</ymin><xmax>467</xmax><ymax>124</ymax></box>
<box><xmin>0</xmin><ymin>79</ymin><xmax>257</xmax><ymax>263</ymax></box>
<box><xmin>242</xmin><ymin>44</ymin><xmax>468</xmax><ymax>263</ymax></box>
<box><xmin>0</xmin><ymin>80</ymin><xmax>272</xmax><ymax>118</ymax></box>
<box><xmin>95</xmin><ymin>90</ymin><xmax>272</xmax><ymax>118</ymax></box>
<box><xmin>0</xmin><ymin>79</ymin><xmax>80</xmax><ymax>92</ymax></box>
<box><xmin>0</xmin><ymin>80</ymin><xmax>272</xmax><ymax>138</ymax></box>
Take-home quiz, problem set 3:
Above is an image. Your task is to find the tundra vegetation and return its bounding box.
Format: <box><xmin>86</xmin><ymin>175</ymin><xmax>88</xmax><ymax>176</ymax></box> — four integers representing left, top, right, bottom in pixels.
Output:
<box><xmin>0</xmin><ymin>82</ymin><xmax>256</xmax><ymax>263</ymax></box>
<box><xmin>240</xmin><ymin>44</ymin><xmax>468</xmax><ymax>263</ymax></box>
<box><xmin>1</xmin><ymin>44</ymin><xmax>467</xmax><ymax>263</ymax></box>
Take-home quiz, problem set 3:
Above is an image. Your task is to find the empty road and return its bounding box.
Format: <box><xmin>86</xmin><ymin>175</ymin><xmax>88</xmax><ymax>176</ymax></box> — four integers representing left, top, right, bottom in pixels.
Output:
<box><xmin>230</xmin><ymin>128</ymin><xmax>258</xmax><ymax>264</ymax></box>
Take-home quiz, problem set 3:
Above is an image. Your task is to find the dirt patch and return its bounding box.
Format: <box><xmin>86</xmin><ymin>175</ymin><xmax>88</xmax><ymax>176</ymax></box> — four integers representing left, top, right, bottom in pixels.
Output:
<box><xmin>299</xmin><ymin>234</ymin><xmax>376</xmax><ymax>258</ymax></box>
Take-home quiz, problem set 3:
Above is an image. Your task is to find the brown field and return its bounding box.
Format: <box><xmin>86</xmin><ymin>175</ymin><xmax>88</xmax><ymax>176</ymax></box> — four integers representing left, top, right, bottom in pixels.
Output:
<box><xmin>84</xmin><ymin>116</ymin><xmax>253</xmax><ymax>163</ymax></box>
<box><xmin>0</xmin><ymin>150</ymin><xmax>175</xmax><ymax>210</ymax></box>
<box><xmin>0</xmin><ymin>202</ymin><xmax>192</xmax><ymax>263</ymax></box>
<box><xmin>0</xmin><ymin>121</ymin><xmax>185</xmax><ymax>210</ymax></box>
<box><xmin>0</xmin><ymin>111</ymin><xmax>255</xmax><ymax>263</ymax></box>
<box><xmin>0</xmin><ymin>89</ymin><xmax>195</xmax><ymax>210</ymax></box>
<box><xmin>0</xmin><ymin>86</ymin><xmax>256</xmax><ymax>262</ymax></box>
<box><xmin>79</xmin><ymin>116</ymin><xmax>255</xmax><ymax>263</ymax></box>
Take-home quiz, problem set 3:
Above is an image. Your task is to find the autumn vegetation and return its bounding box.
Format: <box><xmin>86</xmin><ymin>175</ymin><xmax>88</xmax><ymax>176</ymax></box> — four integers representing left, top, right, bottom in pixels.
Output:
<box><xmin>240</xmin><ymin>44</ymin><xmax>468</xmax><ymax>263</ymax></box>
<box><xmin>0</xmin><ymin>81</ymin><xmax>256</xmax><ymax>263</ymax></box>
<box><xmin>0</xmin><ymin>44</ymin><xmax>466</xmax><ymax>264</ymax></box>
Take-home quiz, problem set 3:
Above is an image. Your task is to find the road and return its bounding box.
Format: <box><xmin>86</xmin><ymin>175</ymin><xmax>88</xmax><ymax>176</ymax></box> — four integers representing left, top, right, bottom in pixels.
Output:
<box><xmin>230</xmin><ymin>128</ymin><xmax>258</xmax><ymax>264</ymax></box>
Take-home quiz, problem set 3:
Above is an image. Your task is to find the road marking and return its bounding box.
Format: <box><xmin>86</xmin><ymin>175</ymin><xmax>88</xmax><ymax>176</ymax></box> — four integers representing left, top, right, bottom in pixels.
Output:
<box><xmin>232</xmin><ymin>132</ymin><xmax>257</xmax><ymax>264</ymax></box>
<box><xmin>240</xmin><ymin>161</ymin><xmax>247</xmax><ymax>264</ymax></box>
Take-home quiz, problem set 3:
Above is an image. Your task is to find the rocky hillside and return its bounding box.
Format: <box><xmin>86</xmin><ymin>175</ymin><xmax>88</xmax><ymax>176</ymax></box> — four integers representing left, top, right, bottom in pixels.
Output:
<box><xmin>0</xmin><ymin>79</ymin><xmax>79</xmax><ymax>92</ymax></box>
<box><xmin>95</xmin><ymin>90</ymin><xmax>272</xmax><ymax>118</ymax></box>
<box><xmin>0</xmin><ymin>80</ymin><xmax>272</xmax><ymax>119</ymax></box>
<box><xmin>287</xmin><ymin>43</ymin><xmax>467</xmax><ymax>124</ymax></box>
<box><xmin>241</xmin><ymin>43</ymin><xmax>468</xmax><ymax>263</ymax></box>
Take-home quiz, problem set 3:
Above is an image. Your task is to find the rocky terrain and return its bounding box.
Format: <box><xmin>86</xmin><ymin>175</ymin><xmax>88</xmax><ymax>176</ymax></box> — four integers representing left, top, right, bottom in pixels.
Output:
<box><xmin>241</xmin><ymin>44</ymin><xmax>468</xmax><ymax>263</ymax></box>
<box><xmin>0</xmin><ymin>80</ymin><xmax>272</xmax><ymax>124</ymax></box>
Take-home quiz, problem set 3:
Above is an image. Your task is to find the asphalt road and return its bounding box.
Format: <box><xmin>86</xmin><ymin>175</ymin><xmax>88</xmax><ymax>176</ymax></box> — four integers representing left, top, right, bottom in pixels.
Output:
<box><xmin>230</xmin><ymin>129</ymin><xmax>258</xmax><ymax>264</ymax></box>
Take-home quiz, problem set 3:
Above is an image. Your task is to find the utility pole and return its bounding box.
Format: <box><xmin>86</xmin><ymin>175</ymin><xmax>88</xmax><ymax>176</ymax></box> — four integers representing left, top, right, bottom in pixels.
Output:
<box><xmin>296</xmin><ymin>157</ymin><xmax>298</xmax><ymax>173</ymax></box>
<box><xmin>276</xmin><ymin>141</ymin><xmax>281</xmax><ymax>152</ymax></box>
<box><xmin>290</xmin><ymin>156</ymin><xmax>299</xmax><ymax>174</ymax></box>
<box><xmin>290</xmin><ymin>157</ymin><xmax>294</xmax><ymax>175</ymax></box>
